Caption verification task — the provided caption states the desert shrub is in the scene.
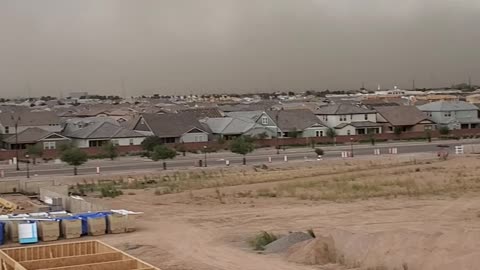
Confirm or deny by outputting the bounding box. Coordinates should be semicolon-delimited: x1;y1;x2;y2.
100;184;123;198
248;231;278;250
314;148;324;156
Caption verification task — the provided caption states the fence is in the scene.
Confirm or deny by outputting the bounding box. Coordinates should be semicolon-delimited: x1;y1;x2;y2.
39;186;106;213
1;128;480;161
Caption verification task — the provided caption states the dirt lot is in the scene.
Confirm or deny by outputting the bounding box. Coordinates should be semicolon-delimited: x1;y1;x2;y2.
88;155;480;270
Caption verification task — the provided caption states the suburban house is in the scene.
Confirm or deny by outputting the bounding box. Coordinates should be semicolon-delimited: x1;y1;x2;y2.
64;121;146;148
266;109;328;138
2;127;70;150
226;111;279;137
417;101;480;129
128;113;210;143
202;116;276;140
314;104;382;135
375;106;436;133
0;111;63;135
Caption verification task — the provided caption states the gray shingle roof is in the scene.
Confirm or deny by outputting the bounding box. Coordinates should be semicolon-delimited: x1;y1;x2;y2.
0;111;61;126
225;111;264;121
135;113;209;138
315;104;375;115
266;109;326;132
375;106;432;126
204;117;257;135
66;122;145;139
3;127;68;144
418;101;478;111
335;121;382;129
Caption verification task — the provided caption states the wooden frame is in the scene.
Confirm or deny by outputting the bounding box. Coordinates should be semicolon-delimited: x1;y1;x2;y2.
0;240;159;270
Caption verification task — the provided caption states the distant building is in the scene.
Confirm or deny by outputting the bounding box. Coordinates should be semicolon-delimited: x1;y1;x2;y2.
69;92;88;99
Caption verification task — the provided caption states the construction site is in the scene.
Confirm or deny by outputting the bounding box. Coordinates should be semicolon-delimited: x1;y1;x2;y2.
1;154;480;269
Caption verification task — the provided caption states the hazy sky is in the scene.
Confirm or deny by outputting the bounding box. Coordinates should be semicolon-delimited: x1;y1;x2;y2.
1;0;480;97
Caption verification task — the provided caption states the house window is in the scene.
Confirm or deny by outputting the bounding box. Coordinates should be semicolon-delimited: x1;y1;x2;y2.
165;137;176;144
4;126;9;134
111;140;119;146
364;114;368;120
425;125;432;131
195;135;204;142
89;140;107;147
347;130;351;135
388;126;393;131
444;111;451;117
129;139;134;145
340;115;347;121
261;116;268;125
43;141;56;150
426;112;432;117
315;130;324;137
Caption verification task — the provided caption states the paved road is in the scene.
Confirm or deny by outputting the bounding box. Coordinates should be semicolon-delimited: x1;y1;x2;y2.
1;140;473;179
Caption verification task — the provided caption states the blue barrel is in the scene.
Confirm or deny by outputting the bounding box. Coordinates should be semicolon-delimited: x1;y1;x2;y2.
0;222;4;245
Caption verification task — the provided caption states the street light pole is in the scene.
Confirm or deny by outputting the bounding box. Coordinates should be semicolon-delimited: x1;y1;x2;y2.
275;114;280;154
11;115;20;171
350;138;354;158
203;145;207;167
25;154;30;178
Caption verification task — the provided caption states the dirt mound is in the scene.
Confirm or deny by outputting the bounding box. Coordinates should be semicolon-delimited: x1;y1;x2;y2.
305;229;480;270
286;236;336;265
264;232;313;253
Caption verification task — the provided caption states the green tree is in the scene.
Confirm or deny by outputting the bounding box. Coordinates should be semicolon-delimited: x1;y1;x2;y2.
60;147;88;175
439;126;450;135
151;145;177;170
326;128;337;145
393;127;403;136
230;136;255;165
102;142;118;160
425;129;432;142
26;144;44;165
141;136;163;152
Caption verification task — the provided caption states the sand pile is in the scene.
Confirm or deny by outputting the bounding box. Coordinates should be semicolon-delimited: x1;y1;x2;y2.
264;232;312;253
286;235;336;265
282;228;480;270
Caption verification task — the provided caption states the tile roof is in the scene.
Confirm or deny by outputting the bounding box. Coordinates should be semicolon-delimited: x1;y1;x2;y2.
418;101;478;111
266;109;326;132
65;122;145;139
335;121;382;129
0;111;61;126
315;104;375;115
135;113;209;138
375;106;432;126
3;127;68;144
177;107;224;119
204;117;257;135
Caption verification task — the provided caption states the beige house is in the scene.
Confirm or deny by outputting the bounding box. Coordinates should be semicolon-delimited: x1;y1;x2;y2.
375;106;436;133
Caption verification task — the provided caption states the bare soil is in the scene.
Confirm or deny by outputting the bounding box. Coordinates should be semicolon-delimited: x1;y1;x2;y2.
87;155;480;270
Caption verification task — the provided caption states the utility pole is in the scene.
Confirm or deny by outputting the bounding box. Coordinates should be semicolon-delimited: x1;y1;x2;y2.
412;79;416;90
468;76;472;89
10;114;21;171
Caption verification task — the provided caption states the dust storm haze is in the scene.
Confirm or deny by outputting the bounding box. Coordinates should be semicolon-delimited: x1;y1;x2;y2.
0;0;479;97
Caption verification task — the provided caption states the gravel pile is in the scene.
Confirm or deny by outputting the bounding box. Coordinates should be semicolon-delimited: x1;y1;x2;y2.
264;232;313;253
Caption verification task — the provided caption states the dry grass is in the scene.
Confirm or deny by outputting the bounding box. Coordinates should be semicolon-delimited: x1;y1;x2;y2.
252;160;480;202
137;158;437;196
